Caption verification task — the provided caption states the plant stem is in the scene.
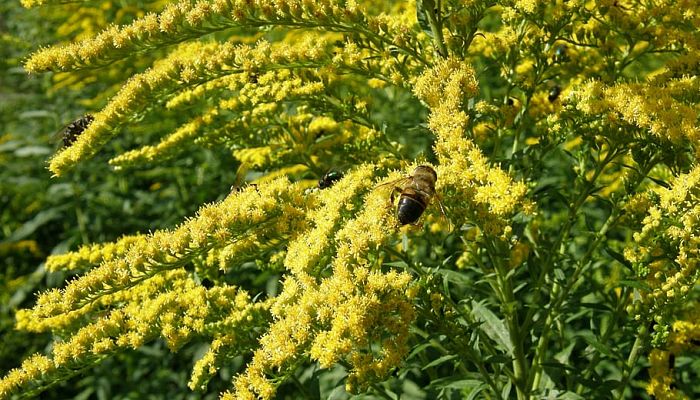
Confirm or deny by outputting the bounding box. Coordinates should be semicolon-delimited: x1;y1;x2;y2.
614;326;647;400
485;238;528;400
574;288;632;395
529;208;621;393
523;146;620;333
425;0;448;58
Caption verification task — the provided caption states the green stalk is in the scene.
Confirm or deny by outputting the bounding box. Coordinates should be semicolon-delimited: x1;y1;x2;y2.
529;210;620;392
485;238;528;400
614;326;647;400
528;151;659;396
574;288;632;395
424;0;448;58
384;246;503;398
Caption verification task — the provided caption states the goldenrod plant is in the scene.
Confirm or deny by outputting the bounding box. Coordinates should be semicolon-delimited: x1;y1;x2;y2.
1;0;699;398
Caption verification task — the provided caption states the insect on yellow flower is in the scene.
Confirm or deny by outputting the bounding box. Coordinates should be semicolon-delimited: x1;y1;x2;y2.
376;165;449;227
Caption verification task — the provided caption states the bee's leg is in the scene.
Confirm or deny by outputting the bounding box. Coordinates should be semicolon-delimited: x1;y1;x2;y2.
390;186;402;203
434;193;452;232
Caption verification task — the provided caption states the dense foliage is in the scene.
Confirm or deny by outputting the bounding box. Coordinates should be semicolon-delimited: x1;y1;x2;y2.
1;0;699;399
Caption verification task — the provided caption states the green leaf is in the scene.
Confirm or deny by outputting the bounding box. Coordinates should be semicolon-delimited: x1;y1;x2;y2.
406;342;433;361
465;383;488;400
540;361;578;372
471;301;514;355
416;0;436;37
604;247;632;269
421;354;459;370
555;341;576;365
576;331;614;358
2;207;66;243
436;269;472;286
557;391;586;400
554;268;566;282
383;260;408;269
443;379;482;390
618;279;651;291
14;145;51;157
18;110;54;119
578;302;613;312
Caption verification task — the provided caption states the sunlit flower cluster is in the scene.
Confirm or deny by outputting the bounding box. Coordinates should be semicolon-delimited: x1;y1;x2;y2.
48;38;334;176
45;234;142;272
414;57;532;235
1;270;264;398
646;311;700;400
15;179;306;334
572;79;700;151
220;166;416;399
24;0;422;74
8;0;700;398
625;167;700;337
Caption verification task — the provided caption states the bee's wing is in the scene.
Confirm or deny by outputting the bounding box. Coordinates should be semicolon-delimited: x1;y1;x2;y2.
433;192;452;232
229;162;252;192
373;176;412;191
51;123;70;149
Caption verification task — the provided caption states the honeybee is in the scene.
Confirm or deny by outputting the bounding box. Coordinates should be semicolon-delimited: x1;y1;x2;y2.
378;165;446;226
60;114;94;147
318;170;343;189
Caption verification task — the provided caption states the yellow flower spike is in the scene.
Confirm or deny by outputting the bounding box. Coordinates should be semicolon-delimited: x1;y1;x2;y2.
626;166;700;324
17;179;306;334
284;164;376;278
2;269;266;399
413;59;532;236
48;37;336;176
45;234;142;272
227;171;416;398
109;115;206;168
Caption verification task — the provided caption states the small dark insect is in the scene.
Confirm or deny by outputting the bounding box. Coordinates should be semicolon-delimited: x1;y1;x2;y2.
554;45;568;63
230;183;257;193
548;85;561;102
61;114;94;147
668;353;675;369
378;165;446;226
318;170;343;189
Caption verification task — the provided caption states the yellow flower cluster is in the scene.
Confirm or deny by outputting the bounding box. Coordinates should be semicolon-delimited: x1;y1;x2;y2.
625;166;700;321
189;291;274;391
48;38;332;175
228;268;414;399
108;115;208;168
412;57;478;111
1;270;267;398
20;0;86;7
284;164;376;280
572;79;700;151
16;179;307;334
646;312;700;399
109;63;329;168
24;0;420;73
1;270;201;396
469;26;519;59
221;166;415;399
413;58;532;235
45;234;141;272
